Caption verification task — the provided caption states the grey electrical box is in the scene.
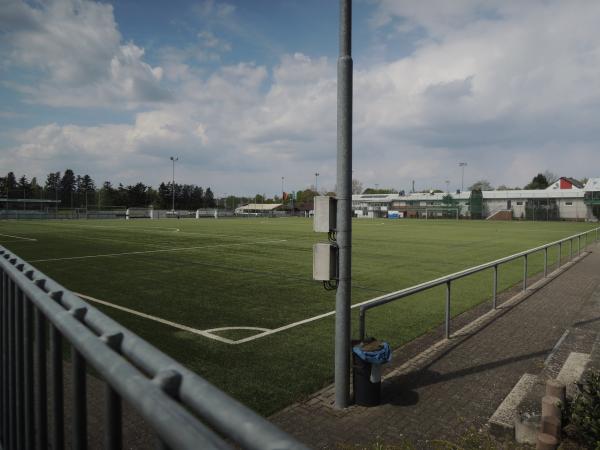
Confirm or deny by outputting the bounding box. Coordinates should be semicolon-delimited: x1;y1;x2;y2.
313;196;337;233
313;243;338;281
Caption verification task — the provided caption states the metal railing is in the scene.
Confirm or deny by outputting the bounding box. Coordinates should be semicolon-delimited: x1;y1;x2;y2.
0;246;308;450
359;227;600;342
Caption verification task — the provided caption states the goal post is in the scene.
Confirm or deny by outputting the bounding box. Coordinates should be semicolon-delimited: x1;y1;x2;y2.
195;209;219;219
125;207;155;220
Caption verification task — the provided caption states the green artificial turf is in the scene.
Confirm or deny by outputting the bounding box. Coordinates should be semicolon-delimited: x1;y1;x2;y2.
0;218;597;415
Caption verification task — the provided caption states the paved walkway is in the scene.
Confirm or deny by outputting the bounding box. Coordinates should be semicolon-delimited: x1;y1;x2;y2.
272;244;600;449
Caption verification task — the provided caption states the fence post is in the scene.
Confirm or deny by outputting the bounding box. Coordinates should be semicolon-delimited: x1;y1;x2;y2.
8;278;15;450
543;247;548;277
51;325;64;450
72;347;87;450
570;238;573;260
23;296;34;450
558;242;562;269
445;281;451;339
358;308;366;342
2;270;8;446
15;285;24;450
578;235;581;256
492;265;498;309
523;254;528;292
35;308;48;450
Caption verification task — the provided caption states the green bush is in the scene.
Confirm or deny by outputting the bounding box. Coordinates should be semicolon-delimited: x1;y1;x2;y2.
564;370;600;448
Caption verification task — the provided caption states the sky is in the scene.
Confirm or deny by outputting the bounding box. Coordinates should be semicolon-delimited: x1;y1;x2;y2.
1;0;600;197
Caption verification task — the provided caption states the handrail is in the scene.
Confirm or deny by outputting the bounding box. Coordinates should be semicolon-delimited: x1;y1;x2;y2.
0;246;308;450
359;226;600;341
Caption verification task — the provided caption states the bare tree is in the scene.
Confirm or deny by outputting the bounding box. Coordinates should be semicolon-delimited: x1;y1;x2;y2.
351;178;363;195
543;170;559;184
468;180;493;191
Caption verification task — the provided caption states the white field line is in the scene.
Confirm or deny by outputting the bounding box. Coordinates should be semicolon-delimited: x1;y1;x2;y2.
205;326;271;333
24;222;181;233
79;225;181;233
70;235;172;249
23;220;290;242
29;239;288;262
73;279;388;346
68;243;595;345
0;233;37;242
76;293;236;344
231;289;398;344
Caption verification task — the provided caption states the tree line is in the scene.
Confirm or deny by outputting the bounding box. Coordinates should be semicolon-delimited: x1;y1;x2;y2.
0;170;217;210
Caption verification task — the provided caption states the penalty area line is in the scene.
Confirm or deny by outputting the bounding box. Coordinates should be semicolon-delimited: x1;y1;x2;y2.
29;239;288;262
0;233;37;242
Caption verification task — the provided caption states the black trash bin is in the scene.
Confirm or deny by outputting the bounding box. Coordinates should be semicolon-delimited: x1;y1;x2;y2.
352;339;391;407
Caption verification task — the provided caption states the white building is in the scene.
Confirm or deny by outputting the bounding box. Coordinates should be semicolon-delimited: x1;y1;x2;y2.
352;177;600;221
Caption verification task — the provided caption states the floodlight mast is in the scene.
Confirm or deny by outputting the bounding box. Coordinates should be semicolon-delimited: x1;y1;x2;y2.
170;156;178;212
459;162;467;191
335;0;352;409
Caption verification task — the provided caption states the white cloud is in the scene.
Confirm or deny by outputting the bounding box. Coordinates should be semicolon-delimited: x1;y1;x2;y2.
0;0;170;107
4;0;600;194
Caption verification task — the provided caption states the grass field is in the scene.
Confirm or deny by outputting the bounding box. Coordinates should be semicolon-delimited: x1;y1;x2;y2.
0;218;597;415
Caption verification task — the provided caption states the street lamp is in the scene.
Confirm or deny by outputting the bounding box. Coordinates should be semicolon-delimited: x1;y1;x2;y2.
281;176;285;202
459;162;467;191
315;172;319;194
170;156;178;212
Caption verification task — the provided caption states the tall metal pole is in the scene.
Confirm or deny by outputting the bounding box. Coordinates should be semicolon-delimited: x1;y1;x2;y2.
170;156;178;212
315;172;319;193
335;0;352;409
459;162;467;191
281;176;285;202
5;174;8;217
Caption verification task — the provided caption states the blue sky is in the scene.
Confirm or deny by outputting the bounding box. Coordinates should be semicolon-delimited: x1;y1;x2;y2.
2;0;600;196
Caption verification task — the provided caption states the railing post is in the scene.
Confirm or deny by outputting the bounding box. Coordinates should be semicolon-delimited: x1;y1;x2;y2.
1;273;6;444
543;247;548;277
8;278;15;450
23;295;34;450
570;238;573;260
51;325;64;450
578;235;581;256
72;348;87;450
445;281;451;339
358;308;366;342
105;385;122;450
15;285;24;450
34;307;48;450
558;242;562;269
523;254;528;292
492;265;498;309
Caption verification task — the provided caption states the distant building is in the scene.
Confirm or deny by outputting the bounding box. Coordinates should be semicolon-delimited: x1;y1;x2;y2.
352;177;600;221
